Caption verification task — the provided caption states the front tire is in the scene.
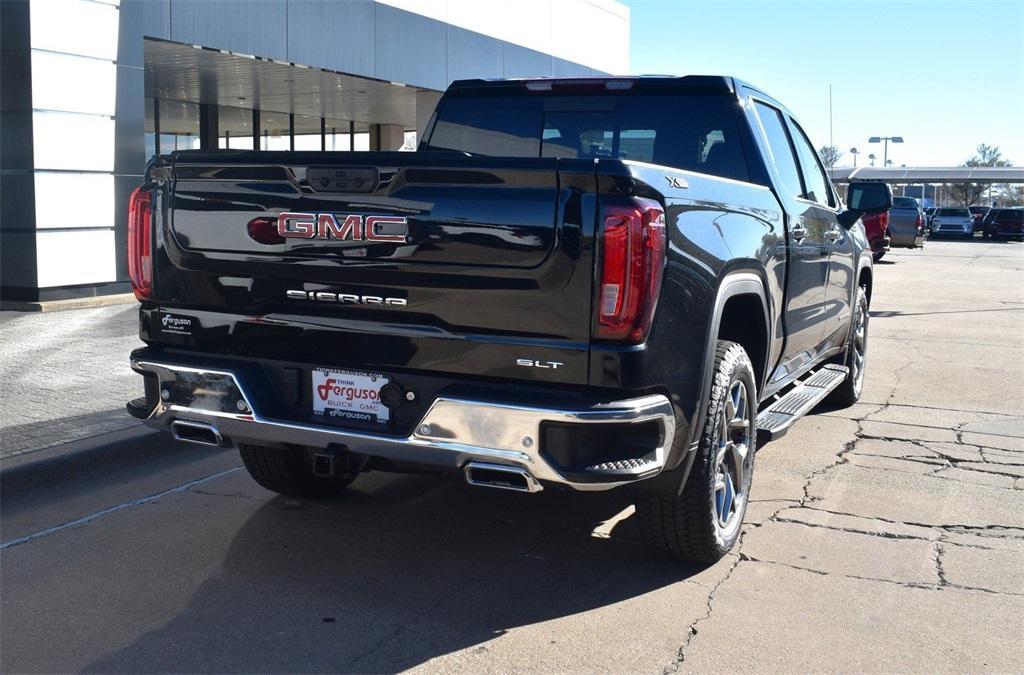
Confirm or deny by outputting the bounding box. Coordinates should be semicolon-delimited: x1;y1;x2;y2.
636;341;757;563
828;286;869;407
239;444;357;498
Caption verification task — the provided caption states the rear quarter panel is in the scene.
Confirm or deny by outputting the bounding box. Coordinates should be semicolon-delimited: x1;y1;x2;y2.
591;161;785;465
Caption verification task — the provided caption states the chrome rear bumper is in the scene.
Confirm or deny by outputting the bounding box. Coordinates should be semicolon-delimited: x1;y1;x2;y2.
131;358;675;492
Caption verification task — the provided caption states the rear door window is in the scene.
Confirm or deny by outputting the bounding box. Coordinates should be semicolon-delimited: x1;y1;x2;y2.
752;102;803;199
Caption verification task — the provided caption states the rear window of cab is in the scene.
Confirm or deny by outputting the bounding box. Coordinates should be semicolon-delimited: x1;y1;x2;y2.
424;92;752;183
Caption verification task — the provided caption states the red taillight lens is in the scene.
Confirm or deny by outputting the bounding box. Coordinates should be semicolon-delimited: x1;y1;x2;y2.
915;214;923;226
863;211;889;231
127;186;153;300
595;197;667;342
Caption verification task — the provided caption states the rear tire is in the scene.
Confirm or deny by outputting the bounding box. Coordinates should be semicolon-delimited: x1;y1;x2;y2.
636;341;757;563
239;444;357;498
828;286;869;408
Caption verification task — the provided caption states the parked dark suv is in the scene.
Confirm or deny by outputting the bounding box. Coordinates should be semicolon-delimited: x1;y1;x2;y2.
982;208;1024;240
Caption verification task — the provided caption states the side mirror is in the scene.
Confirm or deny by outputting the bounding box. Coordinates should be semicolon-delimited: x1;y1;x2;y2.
839;182;893;227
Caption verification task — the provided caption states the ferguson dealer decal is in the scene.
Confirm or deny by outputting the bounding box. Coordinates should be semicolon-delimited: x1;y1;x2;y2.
159;313;195;336
277;212;408;242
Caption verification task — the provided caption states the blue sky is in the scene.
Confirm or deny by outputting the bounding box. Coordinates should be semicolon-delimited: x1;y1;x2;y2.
625;0;1024;167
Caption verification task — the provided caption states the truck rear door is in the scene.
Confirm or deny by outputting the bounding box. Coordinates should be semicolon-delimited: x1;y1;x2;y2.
748;99;831;372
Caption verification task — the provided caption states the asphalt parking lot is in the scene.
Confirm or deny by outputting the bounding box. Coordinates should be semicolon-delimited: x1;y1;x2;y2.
2;238;1022;672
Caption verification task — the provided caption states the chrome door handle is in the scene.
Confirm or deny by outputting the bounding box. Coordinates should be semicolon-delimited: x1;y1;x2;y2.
791;224;808;242
826;226;843;243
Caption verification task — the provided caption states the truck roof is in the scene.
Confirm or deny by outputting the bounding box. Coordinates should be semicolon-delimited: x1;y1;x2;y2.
446;74;740;95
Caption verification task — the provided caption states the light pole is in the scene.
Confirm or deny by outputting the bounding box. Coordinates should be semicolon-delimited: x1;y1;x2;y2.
868;153;876;166
850;147;859;167
869;136;903;167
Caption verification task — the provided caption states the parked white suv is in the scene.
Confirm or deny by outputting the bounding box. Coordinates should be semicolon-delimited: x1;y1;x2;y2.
930;207;974;237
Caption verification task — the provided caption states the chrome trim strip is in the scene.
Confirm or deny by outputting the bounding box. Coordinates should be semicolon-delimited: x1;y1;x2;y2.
132;359;675;492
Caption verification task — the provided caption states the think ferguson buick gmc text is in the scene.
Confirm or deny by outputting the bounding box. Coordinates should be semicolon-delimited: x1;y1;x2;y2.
126;76;890;562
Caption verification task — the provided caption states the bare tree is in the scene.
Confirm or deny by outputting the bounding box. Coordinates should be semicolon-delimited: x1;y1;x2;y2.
948;144;1013;206
818;145;843;168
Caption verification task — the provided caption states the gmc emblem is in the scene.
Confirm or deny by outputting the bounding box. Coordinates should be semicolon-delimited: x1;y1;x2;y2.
277;212;408;243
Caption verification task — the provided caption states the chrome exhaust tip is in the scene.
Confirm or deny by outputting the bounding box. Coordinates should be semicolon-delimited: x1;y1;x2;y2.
171;420;224;447
464;462;543;493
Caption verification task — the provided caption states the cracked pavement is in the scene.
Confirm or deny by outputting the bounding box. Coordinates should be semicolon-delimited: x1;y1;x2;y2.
2;239;1022;672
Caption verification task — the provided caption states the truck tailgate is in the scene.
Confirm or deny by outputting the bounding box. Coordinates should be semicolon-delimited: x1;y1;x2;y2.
150;151;596;384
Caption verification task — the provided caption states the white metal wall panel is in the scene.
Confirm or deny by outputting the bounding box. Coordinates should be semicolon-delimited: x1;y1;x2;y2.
29;0;119;61
30;51;117;117
34;173;115;229
376;0;629;74
32;111;116;171
35;229;117;287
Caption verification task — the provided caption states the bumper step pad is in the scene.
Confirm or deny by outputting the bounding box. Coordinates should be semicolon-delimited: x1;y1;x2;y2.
756;364;848;443
585;456;661;475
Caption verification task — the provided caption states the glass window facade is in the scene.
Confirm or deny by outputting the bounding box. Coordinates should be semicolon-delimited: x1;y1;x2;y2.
293;113;321;151
259;110;290;150
144;98;200;157
145;99;403;158
159;100;200;152
218;105;254;150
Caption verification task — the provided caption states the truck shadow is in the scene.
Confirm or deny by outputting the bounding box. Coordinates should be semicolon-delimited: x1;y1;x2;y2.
84;472;702;673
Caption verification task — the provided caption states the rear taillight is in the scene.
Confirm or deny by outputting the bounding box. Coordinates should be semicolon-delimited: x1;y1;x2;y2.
595;197;667;342
127;186;153;300
915;214;923;227
863;211;889;230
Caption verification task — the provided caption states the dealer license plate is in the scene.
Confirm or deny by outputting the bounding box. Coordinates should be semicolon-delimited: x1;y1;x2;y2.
311;368;390;423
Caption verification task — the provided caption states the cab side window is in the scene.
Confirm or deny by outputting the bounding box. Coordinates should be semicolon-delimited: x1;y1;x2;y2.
752;102;803;200
788;120;835;207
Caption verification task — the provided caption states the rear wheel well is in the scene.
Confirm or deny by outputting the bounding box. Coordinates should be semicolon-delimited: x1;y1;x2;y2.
858;267;873;305
717;294;768;390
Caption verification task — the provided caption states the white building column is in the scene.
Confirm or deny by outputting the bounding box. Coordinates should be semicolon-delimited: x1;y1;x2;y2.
416;90;443;142
371;124;406;151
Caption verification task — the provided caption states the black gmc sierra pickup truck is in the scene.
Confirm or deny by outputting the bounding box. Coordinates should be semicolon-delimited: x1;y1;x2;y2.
127;76;891;562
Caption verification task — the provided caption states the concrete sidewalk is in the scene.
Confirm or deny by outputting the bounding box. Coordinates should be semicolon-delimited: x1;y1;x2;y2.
0;305;144;459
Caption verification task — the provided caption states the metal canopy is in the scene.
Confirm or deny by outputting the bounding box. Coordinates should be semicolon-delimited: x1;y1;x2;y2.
828;167;1024;184
144;38;428;127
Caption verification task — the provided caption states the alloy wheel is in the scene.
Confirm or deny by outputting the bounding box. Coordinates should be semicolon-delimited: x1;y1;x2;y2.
713;380;753;533
850;298;868;396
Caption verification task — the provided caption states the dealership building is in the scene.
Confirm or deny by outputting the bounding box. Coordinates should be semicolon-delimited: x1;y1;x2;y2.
0;0;629;302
